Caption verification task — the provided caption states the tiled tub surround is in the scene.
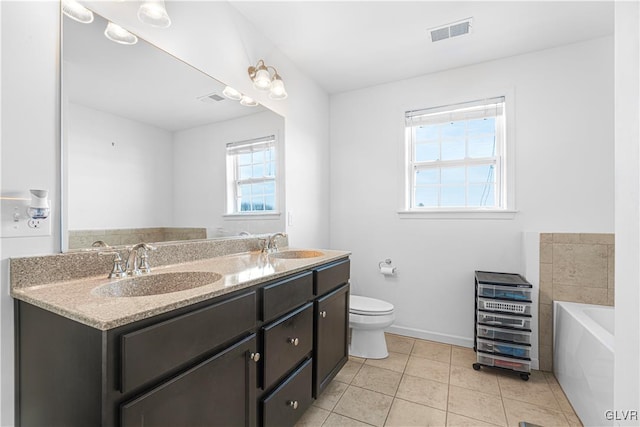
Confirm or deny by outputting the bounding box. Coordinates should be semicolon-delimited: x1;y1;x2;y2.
68;227;207;249
11;235;349;330
538;233;614;371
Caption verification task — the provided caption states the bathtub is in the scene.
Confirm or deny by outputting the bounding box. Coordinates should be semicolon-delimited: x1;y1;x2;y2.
554;301;614;427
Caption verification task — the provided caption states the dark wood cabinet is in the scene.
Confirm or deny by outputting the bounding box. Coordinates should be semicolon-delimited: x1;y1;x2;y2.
122;334;257;427
15;257;350;427
314;284;349;396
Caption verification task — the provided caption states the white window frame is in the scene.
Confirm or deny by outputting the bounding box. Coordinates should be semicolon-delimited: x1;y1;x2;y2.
225;135;279;216
399;96;516;219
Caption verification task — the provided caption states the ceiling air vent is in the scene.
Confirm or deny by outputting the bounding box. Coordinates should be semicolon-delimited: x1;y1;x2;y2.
197;93;225;103
429;18;473;43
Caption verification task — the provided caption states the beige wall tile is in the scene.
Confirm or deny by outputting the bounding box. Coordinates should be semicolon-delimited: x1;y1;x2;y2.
385;398;446;427
540;233;553;243
540;243;553;264
608;245;615;289
553;233;581;244
552;244;608;288
607;289;615;306
396;375;449;410
333;386;393;427
539;263;553;305
539;345;553;372
579;233;614;244
447;385;507;426
553;285;608;305
539;303;553;348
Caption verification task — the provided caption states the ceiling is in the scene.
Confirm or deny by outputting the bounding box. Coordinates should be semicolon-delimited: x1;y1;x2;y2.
229;1;615;94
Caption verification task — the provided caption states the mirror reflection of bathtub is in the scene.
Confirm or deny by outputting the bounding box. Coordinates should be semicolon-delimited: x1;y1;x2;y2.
554;301;614;426
61;10;285;251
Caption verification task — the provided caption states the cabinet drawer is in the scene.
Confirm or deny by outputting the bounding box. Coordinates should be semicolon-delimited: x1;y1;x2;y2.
120;291;256;393
477;338;531;359
262;272;313;322
477;353;531;373
478;283;532;301
263;358;313;427
477;297;531;316
263;303;313;390
477;311;532;330
477;325;531;344
314;259;350;296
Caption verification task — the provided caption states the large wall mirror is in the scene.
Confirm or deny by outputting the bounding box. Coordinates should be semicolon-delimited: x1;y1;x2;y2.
61;10;285;251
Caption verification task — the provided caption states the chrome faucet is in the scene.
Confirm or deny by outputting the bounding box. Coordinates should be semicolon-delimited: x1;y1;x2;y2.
125;243;157;276
266;232;287;253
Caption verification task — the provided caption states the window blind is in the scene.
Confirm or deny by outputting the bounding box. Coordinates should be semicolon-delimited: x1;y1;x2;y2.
405;97;505;127
226;135;276;155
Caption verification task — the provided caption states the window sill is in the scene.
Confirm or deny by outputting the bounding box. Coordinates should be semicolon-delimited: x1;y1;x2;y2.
223;212;282;221
397;209;518;220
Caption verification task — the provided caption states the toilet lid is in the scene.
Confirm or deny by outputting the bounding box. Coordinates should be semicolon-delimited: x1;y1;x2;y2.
350;295;394;315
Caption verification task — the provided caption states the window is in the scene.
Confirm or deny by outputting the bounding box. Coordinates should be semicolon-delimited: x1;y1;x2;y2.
405;97;507;211
226;136;277;214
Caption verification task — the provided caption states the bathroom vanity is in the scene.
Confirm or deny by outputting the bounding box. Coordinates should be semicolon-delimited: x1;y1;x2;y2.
12;245;350;427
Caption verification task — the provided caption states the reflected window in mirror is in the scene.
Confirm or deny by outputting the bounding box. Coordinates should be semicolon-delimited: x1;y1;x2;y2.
226;136;277;214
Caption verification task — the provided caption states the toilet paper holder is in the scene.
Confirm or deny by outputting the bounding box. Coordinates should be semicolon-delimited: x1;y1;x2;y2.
378;259;396;275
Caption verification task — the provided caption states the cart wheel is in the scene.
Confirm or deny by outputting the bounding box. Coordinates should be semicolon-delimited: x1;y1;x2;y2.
472;363;481;371
520;373;530;381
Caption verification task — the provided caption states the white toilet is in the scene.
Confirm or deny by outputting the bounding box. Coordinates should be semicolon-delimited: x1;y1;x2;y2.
349;295;395;359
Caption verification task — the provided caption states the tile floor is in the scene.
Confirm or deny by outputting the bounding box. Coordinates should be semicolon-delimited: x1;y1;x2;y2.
296;333;582;427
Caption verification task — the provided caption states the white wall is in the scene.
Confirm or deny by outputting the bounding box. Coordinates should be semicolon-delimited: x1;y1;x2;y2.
614;1;640;422
172;110;285;235
330;37;614;348
0;2;329;425
67;103;174;229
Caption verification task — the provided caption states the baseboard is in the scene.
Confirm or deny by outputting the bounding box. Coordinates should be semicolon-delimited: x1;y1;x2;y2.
385;325;474;348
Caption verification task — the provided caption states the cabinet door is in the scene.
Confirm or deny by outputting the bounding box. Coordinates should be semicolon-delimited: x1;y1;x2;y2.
314;284;349;397
121;334;258;427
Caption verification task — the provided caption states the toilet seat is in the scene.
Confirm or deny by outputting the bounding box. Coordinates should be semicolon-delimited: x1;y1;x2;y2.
350;295;394;316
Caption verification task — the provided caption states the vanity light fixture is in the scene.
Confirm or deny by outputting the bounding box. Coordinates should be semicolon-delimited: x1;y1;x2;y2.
222;86;243;101
240;95;258;107
248;59;288;100
137;0;172;28
104;22;138;45
62;0;94;24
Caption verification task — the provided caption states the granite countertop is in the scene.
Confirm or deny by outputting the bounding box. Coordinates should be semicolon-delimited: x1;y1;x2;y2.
11;248;350;331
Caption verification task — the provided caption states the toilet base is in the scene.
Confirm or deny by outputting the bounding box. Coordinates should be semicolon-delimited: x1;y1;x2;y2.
349;328;389;359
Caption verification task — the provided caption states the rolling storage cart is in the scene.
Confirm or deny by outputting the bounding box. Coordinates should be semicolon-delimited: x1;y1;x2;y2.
473;271;533;381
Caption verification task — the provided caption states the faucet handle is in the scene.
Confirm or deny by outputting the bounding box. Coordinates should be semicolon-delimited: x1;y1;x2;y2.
258;238;268;253
138;250;152;274
98;251;127;279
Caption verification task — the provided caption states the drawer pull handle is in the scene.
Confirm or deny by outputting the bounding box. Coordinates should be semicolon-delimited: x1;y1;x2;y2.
288;337;299;346
320;311;327;318
250;352;261;362
287;400;299;410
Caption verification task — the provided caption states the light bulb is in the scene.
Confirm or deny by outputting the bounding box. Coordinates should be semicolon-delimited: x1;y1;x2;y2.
62;0;94;24
104;22;138;45
253;67;272;91
138;0;171;28
240;95;258;107
222;86;243;101
269;76;288;100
